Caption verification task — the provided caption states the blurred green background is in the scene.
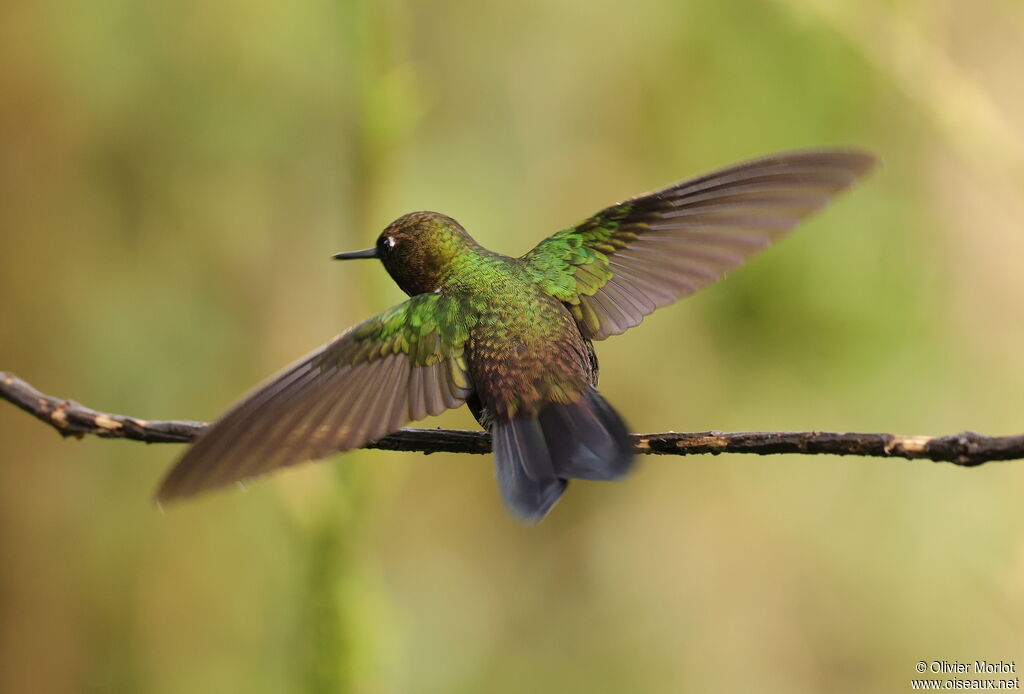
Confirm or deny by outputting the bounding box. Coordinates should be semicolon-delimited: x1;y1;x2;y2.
2;0;1023;692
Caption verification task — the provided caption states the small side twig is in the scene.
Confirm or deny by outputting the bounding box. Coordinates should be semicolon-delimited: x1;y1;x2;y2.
2;370;1022;466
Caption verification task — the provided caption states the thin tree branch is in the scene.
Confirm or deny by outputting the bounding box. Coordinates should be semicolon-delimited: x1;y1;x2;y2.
3;370;1022;466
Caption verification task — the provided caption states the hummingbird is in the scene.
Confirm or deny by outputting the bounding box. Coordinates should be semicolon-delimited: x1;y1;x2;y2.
157;148;877;522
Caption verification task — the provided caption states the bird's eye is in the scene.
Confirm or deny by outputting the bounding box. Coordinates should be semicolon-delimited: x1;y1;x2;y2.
378;236;397;257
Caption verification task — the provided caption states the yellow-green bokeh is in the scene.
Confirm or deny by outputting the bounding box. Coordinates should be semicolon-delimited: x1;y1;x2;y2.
2;0;1023;692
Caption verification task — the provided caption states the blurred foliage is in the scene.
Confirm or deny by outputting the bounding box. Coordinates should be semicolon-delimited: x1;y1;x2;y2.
2;0;1023;692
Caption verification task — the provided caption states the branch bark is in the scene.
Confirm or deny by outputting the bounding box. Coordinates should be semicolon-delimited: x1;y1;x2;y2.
3;370;1022;466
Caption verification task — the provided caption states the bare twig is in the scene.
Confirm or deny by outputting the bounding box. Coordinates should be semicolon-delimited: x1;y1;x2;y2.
3;370;1022;466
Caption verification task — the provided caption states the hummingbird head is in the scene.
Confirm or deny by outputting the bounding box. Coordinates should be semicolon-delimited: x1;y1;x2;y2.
333;211;477;296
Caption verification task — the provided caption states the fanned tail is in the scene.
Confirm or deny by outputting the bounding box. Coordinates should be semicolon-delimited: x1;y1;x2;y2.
492;387;633;523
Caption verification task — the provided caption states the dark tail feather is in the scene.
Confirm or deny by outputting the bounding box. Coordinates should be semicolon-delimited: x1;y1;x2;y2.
540;387;633;481
492;417;567;523
492;387;634;523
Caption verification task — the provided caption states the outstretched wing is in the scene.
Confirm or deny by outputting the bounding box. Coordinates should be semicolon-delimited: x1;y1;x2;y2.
157;293;475;502
522;149;878;340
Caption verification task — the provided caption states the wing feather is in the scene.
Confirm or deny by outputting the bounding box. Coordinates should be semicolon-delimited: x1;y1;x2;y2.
523;148;878;340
